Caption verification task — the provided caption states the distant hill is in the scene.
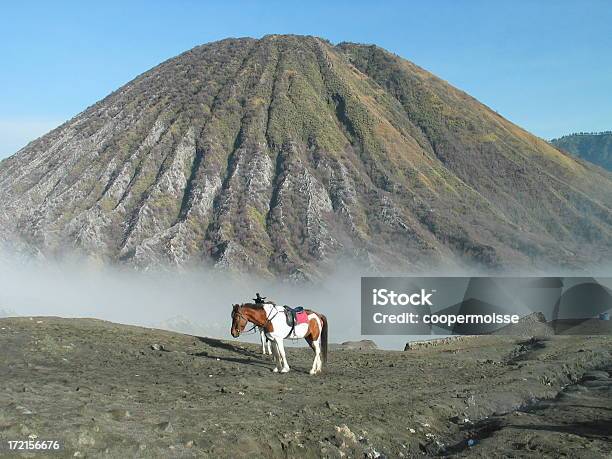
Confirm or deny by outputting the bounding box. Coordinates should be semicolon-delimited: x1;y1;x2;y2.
551;132;612;171
0;35;611;278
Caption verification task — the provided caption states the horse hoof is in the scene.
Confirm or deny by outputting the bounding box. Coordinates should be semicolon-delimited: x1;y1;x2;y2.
309;369;316;375
272;368;279;373
280;368;290;373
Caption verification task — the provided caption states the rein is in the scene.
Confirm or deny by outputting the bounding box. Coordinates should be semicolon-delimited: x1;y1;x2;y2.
242;323;259;335
234;304;279;337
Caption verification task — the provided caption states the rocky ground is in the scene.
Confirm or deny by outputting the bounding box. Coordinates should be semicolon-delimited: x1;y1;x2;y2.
449;366;612;457
0;317;610;458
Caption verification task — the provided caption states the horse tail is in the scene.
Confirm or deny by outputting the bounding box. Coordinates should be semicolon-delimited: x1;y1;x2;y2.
320;313;328;366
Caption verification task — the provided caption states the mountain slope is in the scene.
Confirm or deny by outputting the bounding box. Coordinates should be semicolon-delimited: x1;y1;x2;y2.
0;35;611;278
551;132;612;171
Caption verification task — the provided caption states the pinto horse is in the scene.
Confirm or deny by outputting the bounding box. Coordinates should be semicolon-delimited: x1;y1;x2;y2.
231;303;328;374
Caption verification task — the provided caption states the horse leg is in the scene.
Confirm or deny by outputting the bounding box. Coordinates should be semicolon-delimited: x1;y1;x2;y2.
305;336;318;375
311;316;324;374
270;338;281;372
266;339;272;355
260;329;267;355
275;339;290;373
312;339;322;374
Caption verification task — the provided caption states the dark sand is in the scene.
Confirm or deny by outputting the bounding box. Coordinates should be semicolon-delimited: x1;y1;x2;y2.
0;317;610;458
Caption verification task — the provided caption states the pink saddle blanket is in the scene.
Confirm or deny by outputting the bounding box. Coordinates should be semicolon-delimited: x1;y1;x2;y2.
296;310;309;324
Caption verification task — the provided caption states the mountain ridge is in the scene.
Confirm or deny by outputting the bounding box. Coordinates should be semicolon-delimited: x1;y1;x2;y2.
551;131;612;172
0;35;610;278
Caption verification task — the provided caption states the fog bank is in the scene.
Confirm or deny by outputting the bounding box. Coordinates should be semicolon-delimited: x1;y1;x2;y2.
1;253;610;349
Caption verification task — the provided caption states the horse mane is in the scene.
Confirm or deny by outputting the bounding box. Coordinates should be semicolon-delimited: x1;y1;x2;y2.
243;301;276;309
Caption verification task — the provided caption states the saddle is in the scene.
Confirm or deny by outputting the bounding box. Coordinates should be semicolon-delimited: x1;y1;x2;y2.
284;306;309;328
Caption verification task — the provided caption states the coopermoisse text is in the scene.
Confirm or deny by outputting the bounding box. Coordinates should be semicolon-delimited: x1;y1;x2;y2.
361;277;612;336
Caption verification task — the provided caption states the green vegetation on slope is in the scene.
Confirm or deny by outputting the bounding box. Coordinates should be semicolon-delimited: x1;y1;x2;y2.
0;35;610;277
551;131;612;171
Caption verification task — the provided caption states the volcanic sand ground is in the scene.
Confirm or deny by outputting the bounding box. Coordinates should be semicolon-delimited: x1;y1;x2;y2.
0;317;610;458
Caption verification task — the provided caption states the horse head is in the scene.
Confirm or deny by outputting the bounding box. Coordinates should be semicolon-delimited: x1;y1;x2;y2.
230;303;248;337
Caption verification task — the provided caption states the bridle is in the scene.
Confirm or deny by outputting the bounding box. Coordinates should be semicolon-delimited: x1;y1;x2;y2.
232;306;252;336
232;304;278;337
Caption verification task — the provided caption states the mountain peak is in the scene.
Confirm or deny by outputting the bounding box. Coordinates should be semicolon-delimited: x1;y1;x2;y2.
0;37;610;278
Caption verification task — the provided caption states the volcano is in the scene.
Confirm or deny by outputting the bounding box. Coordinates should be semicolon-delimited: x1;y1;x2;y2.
0;35;610;278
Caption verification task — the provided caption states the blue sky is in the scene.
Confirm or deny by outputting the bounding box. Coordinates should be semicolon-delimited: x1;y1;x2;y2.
1;0;610;158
